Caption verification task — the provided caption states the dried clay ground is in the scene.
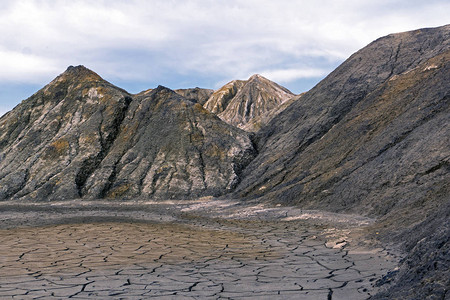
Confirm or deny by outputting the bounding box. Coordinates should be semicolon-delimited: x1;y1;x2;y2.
0;200;400;299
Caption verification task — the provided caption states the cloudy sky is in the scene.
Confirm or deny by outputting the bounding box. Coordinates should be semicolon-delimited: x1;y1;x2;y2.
0;0;449;116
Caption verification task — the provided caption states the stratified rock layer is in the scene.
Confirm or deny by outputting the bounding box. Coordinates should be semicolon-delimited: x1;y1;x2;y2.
0;67;255;201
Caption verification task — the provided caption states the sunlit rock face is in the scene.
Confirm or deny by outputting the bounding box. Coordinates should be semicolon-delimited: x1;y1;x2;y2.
204;74;294;131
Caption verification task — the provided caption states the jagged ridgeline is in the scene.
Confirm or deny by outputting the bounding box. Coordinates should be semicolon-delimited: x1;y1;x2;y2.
0;67;256;201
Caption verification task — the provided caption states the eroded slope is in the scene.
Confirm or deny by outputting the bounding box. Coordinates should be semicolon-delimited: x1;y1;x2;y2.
236;25;450;215
0;66;132;201
0;67;255;201
83;86;256;199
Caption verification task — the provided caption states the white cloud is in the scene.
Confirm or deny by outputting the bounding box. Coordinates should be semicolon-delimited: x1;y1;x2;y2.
259;68;330;83
0;0;448;108
0;48;60;82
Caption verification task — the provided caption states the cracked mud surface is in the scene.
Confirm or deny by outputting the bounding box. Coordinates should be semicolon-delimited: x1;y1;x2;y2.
0;201;399;299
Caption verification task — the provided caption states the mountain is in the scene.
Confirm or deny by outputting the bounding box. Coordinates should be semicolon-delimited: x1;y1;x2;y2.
83;86;255;200
0;24;449;299
233;24;450;299
235;25;449;212
0;66;131;201
203;74;294;131
0;66;255;201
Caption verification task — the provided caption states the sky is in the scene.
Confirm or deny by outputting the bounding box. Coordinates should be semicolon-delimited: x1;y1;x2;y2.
0;0;449;117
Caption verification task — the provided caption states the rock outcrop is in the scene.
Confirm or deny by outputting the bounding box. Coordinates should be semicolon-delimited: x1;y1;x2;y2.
204;75;294;131
372;200;450;299
0;66;255;201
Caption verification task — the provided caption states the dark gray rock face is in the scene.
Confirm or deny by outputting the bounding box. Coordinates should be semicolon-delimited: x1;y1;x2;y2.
204;75;294;131
233;25;450;299
236;25;450;213
372;201;450;299
0;67;255;201
175;88;214;106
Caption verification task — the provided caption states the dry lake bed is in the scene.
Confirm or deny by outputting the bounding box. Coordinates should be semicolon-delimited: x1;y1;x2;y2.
0;200;399;299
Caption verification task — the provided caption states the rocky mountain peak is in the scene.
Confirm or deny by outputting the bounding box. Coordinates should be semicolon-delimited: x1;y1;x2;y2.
58;65;103;82
209;74;295;130
65;65;95;74
36;64;119;106
136;85;198;112
248;74;263;81
152;85;172;94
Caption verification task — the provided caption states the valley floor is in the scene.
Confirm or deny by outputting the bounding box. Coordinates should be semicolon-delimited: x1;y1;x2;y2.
0;200;399;299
